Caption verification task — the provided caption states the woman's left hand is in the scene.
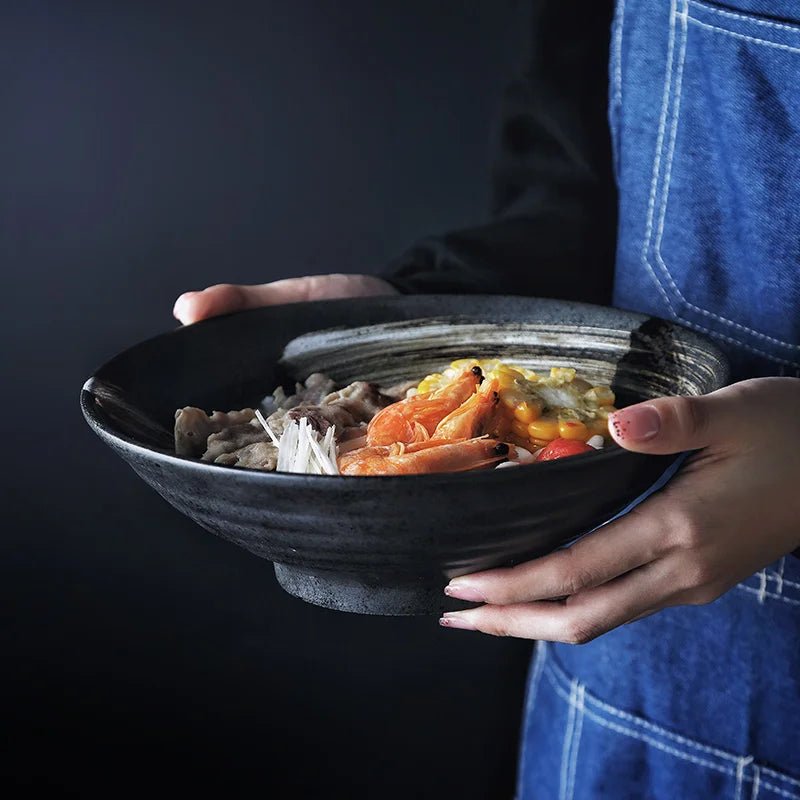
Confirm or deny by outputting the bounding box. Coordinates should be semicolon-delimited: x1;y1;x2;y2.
440;377;800;642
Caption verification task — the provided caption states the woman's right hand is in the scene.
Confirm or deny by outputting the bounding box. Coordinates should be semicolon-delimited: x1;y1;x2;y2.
172;273;398;325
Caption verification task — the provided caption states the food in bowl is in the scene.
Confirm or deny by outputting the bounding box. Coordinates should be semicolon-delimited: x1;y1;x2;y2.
174;357;619;476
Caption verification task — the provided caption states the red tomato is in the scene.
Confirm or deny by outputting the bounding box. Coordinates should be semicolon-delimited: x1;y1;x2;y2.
534;438;595;462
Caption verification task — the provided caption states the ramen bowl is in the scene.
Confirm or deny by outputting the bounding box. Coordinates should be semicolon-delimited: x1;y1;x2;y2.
80;294;729;615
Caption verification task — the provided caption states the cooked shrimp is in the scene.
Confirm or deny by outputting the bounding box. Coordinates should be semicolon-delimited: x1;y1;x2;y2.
366;368;483;446
431;378;501;440
337;437;513;476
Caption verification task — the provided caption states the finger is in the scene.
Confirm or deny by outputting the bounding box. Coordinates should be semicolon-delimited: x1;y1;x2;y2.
444;502;664;605
173;284;254;323
607;383;754;454
440;561;668;643
173;274;396;324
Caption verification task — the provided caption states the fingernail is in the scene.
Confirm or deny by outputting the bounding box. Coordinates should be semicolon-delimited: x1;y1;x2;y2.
610;405;660;442
444;581;485;602
173;293;194;323
439;613;477;631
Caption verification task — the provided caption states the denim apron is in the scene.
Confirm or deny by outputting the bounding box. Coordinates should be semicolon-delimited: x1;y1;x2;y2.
517;2;800;797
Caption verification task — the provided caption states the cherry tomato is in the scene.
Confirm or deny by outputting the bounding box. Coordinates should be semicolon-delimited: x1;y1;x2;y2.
534;437;595;462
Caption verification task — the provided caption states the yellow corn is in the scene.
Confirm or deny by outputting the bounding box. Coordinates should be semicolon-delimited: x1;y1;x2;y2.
550;367;576;382
585;386;616;406
415;357;616;451
450;358;480;372
528;415;560;441
559;419;588;441
511;419;531;439
513;399;543;425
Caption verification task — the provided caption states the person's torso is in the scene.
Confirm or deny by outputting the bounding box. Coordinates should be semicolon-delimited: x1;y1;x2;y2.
518;3;800;797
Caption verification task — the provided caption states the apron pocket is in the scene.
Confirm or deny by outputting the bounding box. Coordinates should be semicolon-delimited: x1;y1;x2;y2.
642;0;800;370
517;641;800;799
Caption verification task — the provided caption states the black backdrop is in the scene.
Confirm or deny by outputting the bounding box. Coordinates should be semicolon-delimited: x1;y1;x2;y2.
2;2;537;797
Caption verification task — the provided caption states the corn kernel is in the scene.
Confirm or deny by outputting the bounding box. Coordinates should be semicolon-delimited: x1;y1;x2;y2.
559;419;588;440
511;419;531;438
585;386;616;406
492;370;520;391
528;415;560;441
507;433;533;451
416;374;443;394
513;400;542;425
550;367;576;382
500;390;525;409
450;358;480;372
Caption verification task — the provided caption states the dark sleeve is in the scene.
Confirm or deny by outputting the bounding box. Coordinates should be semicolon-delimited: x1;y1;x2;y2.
380;0;618;306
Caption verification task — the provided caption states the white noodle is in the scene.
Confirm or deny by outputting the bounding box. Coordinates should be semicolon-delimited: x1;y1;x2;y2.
254;409;281;446
261;415;340;475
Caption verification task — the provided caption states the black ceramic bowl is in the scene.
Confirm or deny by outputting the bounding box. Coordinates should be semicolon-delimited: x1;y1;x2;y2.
80;295;729;615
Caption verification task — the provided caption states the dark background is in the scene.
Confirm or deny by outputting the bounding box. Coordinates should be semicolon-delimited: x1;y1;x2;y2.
2;2;537;798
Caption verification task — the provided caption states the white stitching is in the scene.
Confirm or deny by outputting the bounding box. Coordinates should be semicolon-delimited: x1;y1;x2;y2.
753;764;762;800
560;679;578;800
776;558;786;596
763;765;800;790
758;570;768;604
651;0;690;307
736;583;800;607
613;0;627;113
640;0;680;314
544;668;736;776
546;654;740;763
653;11;800;351
738;756;755;800
516;640;548;800
643;3;800;358
759;780;800;800
689;0;800;35
673;314;800;369
565;684;585;800
688;16;800;56
545;660;800;794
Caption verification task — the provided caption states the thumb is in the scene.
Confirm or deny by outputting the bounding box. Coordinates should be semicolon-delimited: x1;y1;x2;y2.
608;391;733;455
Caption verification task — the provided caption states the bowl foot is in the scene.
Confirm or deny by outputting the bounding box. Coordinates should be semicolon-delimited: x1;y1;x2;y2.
273;563;473;616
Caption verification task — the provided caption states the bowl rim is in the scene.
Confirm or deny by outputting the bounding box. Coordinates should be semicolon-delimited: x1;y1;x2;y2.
79;293;728;485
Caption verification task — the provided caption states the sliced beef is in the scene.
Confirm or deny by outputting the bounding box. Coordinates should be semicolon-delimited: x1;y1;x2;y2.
174;407;257;457
212;440;278;470
174;374;398;471
203;417;274;462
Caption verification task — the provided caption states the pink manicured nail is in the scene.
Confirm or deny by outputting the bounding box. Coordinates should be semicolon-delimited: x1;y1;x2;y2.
610;405;661;442
444;582;486;602
439;613;477;630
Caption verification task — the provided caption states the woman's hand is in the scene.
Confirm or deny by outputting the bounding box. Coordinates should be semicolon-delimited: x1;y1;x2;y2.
440;377;800;642
173;273;397;325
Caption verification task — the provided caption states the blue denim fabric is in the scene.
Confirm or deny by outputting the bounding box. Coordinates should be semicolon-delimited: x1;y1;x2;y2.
612;0;800;381
517;2;800;798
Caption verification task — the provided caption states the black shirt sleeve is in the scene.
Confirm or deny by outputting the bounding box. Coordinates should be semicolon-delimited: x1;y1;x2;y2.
380;0;618;306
